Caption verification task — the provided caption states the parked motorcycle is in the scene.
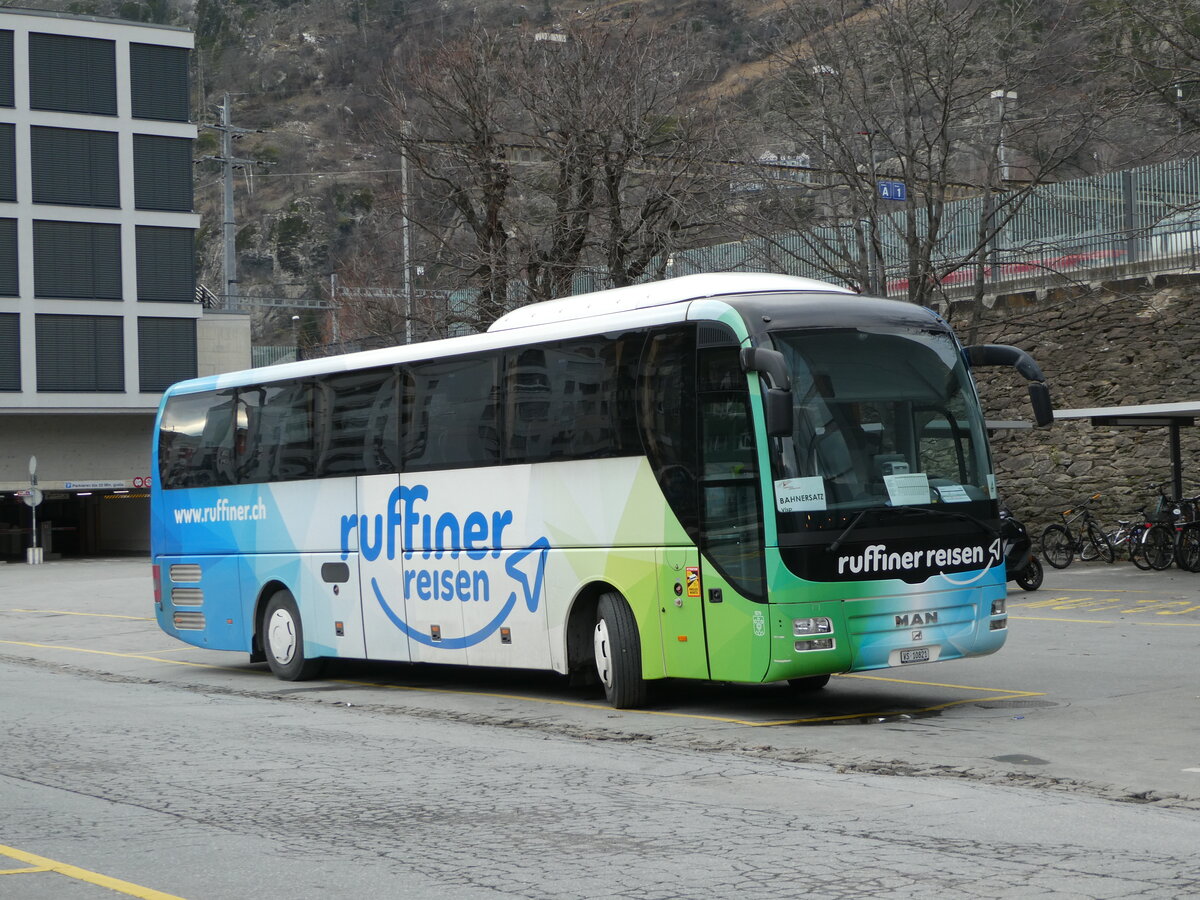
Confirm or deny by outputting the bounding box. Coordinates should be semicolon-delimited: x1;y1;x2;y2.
1001;505;1043;591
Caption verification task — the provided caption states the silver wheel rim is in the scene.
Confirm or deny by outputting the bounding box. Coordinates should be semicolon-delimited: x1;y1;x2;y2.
267;608;298;666
594;618;613;689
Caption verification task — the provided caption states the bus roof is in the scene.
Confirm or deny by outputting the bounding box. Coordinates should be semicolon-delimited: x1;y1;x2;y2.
164;274;858;397
488;273;854;332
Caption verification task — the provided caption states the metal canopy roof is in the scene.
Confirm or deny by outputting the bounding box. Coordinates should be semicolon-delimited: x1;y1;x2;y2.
1054;401;1200;428
1053;401;1200;498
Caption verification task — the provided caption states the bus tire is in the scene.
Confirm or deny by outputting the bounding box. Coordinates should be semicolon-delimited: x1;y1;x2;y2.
594;592;646;709
787;674;831;691
263;590;325;681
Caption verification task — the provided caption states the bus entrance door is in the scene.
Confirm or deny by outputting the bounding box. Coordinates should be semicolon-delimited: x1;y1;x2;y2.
657;547;709;679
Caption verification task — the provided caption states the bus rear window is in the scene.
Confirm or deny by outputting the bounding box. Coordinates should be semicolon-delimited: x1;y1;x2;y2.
158;389;238;489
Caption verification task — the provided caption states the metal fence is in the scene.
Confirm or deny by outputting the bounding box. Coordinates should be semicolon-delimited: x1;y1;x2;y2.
658;155;1200;300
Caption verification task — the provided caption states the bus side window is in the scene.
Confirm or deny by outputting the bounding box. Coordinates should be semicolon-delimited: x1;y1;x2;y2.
404;355;500;472
158;389;237;489
317;368;399;477
638;327;700;540
237;382;316;484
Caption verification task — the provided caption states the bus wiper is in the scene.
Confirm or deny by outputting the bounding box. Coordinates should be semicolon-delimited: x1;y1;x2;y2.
827;504;998;555
826;505;893;555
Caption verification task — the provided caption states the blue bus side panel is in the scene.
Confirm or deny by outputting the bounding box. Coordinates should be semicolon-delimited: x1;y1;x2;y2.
155;553;248;651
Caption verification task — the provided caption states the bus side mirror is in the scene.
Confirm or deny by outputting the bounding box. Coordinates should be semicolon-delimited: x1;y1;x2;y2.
764;389;793;438
965;343;1054;429
1028;382;1054;428
741;347;794;437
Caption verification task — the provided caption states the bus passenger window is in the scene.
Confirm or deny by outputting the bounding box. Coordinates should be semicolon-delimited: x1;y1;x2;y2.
158;389;237;488
404;356;500;472
317;368;399;477
237;381;316;483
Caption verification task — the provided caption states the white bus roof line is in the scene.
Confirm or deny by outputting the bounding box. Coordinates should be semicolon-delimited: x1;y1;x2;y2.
487;273;853;332
166;274;855;397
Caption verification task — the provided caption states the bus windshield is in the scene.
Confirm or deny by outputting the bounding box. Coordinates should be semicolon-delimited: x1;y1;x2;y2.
767;325;994;541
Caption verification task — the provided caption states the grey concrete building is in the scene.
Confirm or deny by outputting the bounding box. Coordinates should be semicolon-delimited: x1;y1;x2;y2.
0;9;247;559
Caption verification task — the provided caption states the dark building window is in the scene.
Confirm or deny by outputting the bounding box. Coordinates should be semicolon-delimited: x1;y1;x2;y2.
0;313;18;391
134;135;193;211
36;313;124;392
0;218;15;296
31;127;120;208
137;226;195;301
138;316;196;392
34;221;123;300
0;31;12;108
0;121;13;200
29;33;116;116
0;123;14;202
130;43;189;122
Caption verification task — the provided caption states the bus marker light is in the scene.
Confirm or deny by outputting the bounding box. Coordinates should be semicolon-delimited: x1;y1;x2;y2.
500;627;512;644
335;621;345;636
795;638;835;652
677;635;688;642
430;625;442;642
151;565;161;608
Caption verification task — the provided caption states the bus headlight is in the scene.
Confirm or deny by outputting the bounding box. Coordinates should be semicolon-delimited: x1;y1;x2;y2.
793;617;833;636
991;599;1006;616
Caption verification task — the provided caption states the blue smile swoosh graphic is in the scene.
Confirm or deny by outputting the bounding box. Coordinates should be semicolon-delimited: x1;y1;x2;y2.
372;537;550;649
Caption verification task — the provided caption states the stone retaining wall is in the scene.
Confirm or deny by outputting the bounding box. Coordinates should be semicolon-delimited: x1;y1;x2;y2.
964;274;1200;536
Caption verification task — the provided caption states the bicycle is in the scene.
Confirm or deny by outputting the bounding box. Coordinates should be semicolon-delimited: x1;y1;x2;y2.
1145;484;1200;571
1106;511;1173;571
1041;494;1115;569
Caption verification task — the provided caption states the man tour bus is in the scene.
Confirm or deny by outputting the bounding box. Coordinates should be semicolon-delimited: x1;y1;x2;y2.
151;273;1051;708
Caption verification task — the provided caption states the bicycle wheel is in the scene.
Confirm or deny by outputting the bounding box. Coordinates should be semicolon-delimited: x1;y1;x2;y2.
1142;524;1175;571
1129;526;1153;570
1176;524;1200;571
1041;524;1074;569
1085;520;1115;563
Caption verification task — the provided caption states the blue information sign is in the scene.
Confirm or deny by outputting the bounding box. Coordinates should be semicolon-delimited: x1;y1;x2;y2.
877;180;907;201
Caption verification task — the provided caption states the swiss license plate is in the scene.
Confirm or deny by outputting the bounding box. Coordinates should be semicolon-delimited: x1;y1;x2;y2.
900;647;930;664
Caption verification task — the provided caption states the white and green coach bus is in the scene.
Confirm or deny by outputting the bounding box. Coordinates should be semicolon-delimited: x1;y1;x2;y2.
151;273;1051;708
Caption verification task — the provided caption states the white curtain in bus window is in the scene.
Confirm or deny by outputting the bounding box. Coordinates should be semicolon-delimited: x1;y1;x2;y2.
404;356;500;471
158;389;237;488
237;381;316;483
317;368;399;477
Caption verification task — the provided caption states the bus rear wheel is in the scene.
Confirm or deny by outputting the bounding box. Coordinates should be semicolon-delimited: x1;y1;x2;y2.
594;592;646;709
263;590;325;681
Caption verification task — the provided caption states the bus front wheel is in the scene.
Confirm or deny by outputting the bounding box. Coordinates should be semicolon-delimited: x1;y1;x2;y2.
594;592;646;709
263;590;325;681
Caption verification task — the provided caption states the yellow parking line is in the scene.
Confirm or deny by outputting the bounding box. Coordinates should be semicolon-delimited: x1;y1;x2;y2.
8;608;153;620
0;640;244;671
0;844;185;899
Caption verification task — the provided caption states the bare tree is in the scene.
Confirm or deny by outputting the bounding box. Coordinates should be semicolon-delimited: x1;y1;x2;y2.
737;0;1111;318
365;17;733;330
